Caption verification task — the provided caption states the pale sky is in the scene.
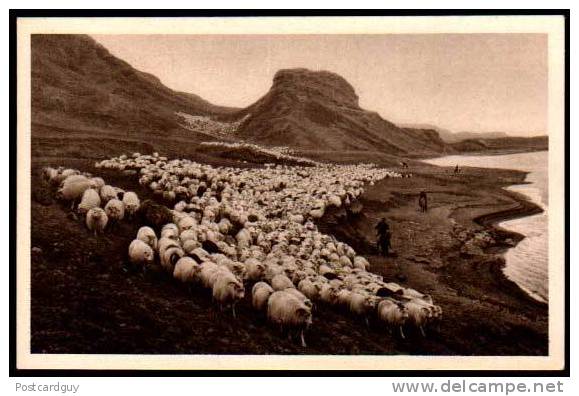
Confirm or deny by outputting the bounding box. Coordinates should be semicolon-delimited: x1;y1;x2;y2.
92;34;547;136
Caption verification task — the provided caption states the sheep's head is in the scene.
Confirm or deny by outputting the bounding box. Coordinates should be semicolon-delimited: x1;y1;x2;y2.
142;247;154;263
397;303;410;321
91;209;104;220
364;296;380;311
296;306;313;327
229;281;245;300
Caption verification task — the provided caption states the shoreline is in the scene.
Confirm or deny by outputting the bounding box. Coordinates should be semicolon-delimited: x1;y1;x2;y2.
421;150;548;304
317;161;548;354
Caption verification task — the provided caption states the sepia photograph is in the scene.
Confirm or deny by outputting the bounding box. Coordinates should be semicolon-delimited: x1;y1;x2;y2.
13;13;567;372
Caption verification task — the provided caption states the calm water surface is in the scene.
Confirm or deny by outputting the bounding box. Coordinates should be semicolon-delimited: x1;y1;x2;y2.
423;151;548;303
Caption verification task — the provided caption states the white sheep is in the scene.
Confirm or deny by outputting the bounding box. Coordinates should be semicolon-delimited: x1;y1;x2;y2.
85;207;108;235
262;262;283;281
198;261;221;289
252;281;274;311
183;239;202;255
297;279;320;301
122;191;140;217
61;174;87;188
267;290;312;347
128;239;155;270
402;288;433;304
212;270;245;318
104;198;125;224
284;288;313;310
337;289;353;308
271;274;294;291
174;200;187;212
338;255;353;268
353;256;370;271
99;185;118;203
160;245;185;274
59;176;96;209
319;284;339;306
178;216;197;232
244;258;265;281
90;177;106;190
42;167;59;184
377;299;409;339
161;224;180;240
236;228;252;248
157;236;180;255
179;229;197;243
136;226;158;250
328;194;342;207
173;256;201;283
218;218;232;234
77;188;101;215
410;297;441;322
220;258;247;280
348;293;377;326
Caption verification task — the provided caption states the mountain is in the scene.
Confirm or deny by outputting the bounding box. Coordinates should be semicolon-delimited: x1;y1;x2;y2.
31;34;238;158
450;136;548;153
31;35;547;161
226;68;448;156
447;131;510;143
400;123;511;143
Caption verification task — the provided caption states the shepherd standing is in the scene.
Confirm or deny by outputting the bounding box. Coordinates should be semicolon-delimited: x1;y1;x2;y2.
419;191;428;212
375;218;392;257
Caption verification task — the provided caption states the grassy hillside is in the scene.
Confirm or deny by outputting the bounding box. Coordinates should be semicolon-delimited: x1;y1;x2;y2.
31;34;238;158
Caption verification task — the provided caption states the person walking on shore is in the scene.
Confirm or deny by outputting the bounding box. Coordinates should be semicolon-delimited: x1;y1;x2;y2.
419;191;428;212
375;217;392;257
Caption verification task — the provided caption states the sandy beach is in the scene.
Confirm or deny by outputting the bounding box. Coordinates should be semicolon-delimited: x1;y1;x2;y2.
29;155;547;356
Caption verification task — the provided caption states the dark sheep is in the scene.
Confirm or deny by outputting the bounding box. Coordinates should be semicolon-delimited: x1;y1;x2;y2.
202;239;220;254
138;199;173;231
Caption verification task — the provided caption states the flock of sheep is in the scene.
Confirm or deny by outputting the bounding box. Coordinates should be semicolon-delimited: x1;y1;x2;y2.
43;167;140;235
199;141;317;166
42;151;441;348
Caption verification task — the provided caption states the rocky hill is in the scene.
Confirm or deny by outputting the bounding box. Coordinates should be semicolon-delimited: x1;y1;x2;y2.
225;68;448;156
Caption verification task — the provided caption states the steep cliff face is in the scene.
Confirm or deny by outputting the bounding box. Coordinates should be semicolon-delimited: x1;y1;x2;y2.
230;68;449;155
